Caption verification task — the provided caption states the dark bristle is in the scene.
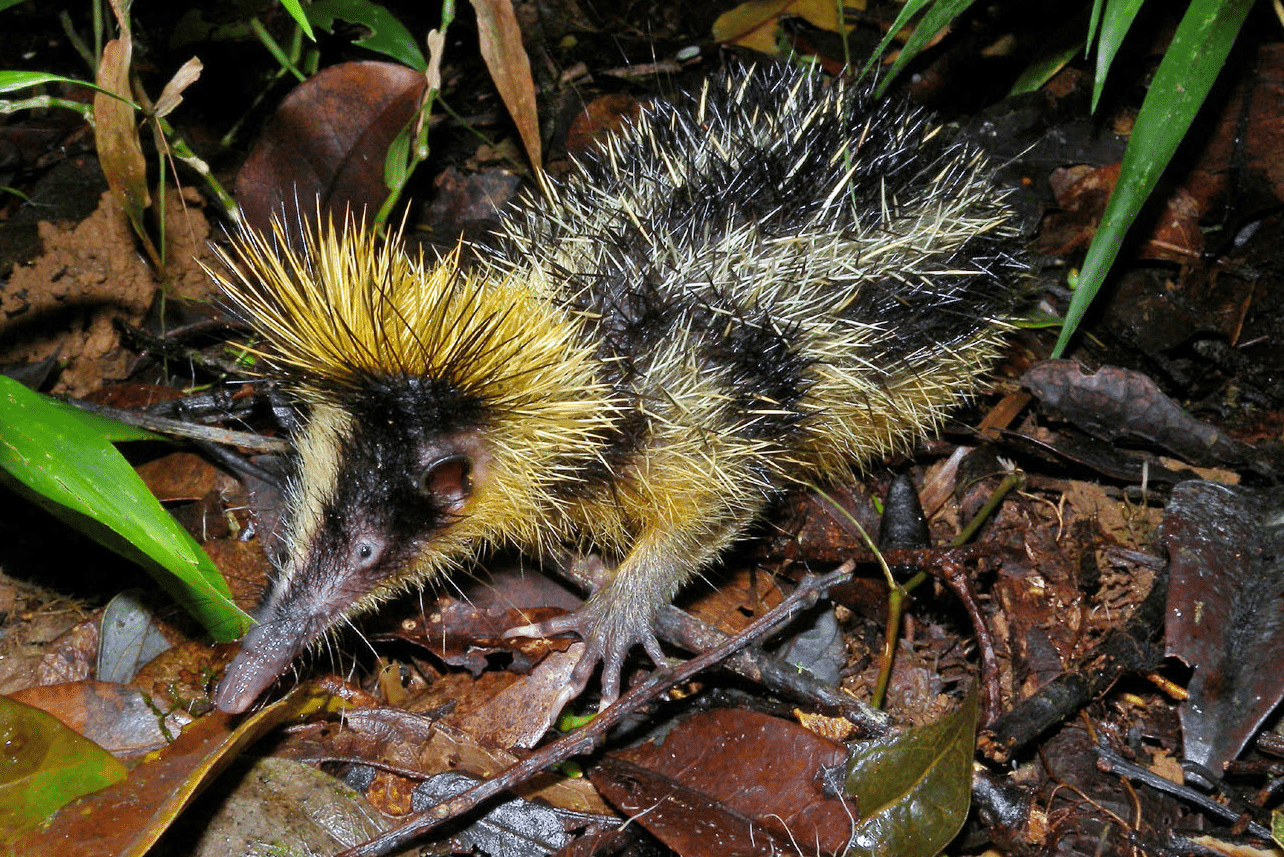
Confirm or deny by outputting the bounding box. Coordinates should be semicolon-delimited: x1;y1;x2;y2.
493;62;1027;457
345;376;486;437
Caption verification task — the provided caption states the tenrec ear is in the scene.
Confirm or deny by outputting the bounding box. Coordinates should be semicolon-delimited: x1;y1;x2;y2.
418;454;473;512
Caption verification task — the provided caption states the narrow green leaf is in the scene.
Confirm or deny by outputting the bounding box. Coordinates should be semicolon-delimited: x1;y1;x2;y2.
872;0;980;97
1008;39;1084;97
278;0;316;41
1052;0;1254;357
0;70;137;106
845;688;978;857
384;123;412;191
1091;0;1146;112
860;0;931;80
1085;0;1106;53
306;0;428;72
250;17;307;83
0;377;251;641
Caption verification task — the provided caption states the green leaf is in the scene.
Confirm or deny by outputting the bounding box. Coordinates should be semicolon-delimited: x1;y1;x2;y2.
22;394;157;444
1008;38;1084;97
383;121;412;191
0;0;31;13
1091;0;1146;112
0;70;137;106
306;0;427;72
867;0;980;97
844;688;978;857
0;697;128;838
1085;0;1106;52
862;0;931;82
278;0;316;41
1052;0;1254;357
0;377;251;641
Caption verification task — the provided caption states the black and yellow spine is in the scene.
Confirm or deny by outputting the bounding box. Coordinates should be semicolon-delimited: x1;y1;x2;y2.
210;63;1026;714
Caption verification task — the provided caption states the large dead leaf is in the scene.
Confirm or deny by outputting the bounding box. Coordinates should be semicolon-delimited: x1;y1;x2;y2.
591;756;800;856
235;61;428;236
592;708;858;856
8;681;187;760
157;757;389;855
1162;481;1284;775
1023;361;1253;467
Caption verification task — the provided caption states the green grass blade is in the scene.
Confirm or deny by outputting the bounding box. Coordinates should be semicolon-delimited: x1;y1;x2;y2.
0;377;251;641
859;0;932;81
0;70;138;107
1052;0;1254;358
278;0;316;40
1085;0;1106;52
1091;0;1146;112
1008;39;1084;97
872;0;980;97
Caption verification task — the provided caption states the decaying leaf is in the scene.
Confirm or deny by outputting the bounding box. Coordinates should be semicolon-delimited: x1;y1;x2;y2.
470;0;542;181
234;60;428;237
713;0;859;56
1162;480;1284;775
1023;361;1253;467
594;708;858;856
163;757;389;855
92;4;156;267
152;57;203;120
10;692;334;856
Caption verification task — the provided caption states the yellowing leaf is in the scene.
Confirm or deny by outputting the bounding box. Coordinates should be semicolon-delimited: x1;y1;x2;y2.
713;0;861;54
0;697;128;840
9;691;333;856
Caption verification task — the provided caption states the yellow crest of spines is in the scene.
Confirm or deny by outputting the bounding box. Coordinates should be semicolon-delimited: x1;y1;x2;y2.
210;218;610;428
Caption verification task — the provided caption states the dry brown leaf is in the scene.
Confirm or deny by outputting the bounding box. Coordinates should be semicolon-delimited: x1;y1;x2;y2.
470;0;543;179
